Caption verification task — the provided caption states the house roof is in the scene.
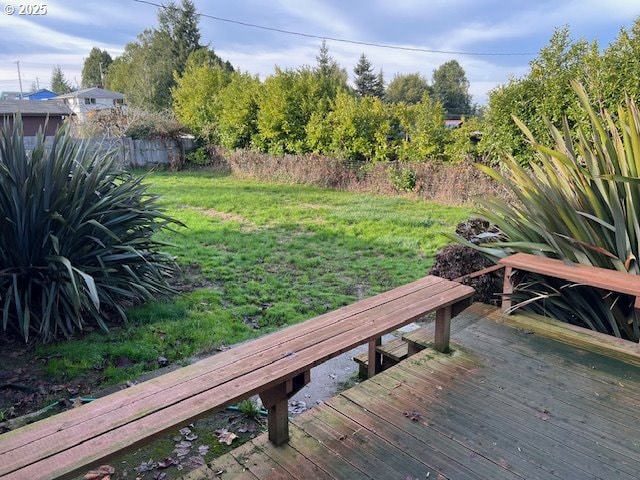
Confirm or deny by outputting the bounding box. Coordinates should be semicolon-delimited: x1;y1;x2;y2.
20;89;57;99
445;119;464;129
55;87;125;100
0;100;74;116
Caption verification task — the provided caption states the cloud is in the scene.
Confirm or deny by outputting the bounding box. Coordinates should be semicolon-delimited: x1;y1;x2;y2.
261;0;361;38
0;10;124;91
0;14;121;54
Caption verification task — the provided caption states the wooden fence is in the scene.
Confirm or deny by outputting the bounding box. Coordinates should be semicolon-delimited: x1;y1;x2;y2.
22;136;195;168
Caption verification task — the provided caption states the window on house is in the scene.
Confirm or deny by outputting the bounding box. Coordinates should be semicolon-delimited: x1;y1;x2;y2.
84;98;96;105
113;99;124;106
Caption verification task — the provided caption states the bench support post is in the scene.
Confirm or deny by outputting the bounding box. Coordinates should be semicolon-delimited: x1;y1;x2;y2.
634;297;640;340
502;266;514;312
368;336;382;378
434;305;452;353
259;370;310;446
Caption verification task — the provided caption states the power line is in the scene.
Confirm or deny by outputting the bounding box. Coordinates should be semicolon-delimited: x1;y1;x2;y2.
132;0;537;57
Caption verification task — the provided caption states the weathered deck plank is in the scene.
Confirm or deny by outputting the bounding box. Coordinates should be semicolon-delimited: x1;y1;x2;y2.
390;356;639;479
186;303;640;480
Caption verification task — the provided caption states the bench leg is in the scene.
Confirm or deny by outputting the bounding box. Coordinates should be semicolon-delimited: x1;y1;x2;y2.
259;371;310;446
260;382;289;445
434;305;452;353
407;341;422;356
368;336;382;378
634;296;640;340
502;266;513;312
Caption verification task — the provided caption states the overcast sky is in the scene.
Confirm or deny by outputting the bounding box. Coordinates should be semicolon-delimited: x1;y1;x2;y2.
1;0;640;104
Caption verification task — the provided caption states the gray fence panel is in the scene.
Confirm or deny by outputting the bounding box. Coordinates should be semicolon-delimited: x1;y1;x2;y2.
20;136;194;167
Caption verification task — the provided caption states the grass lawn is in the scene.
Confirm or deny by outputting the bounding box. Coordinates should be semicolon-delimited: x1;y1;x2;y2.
34;170;469;389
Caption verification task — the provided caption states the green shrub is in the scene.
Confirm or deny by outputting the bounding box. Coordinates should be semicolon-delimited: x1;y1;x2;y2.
465;81;640;340
186;146;210;165
389;166;417;192
0;117;181;342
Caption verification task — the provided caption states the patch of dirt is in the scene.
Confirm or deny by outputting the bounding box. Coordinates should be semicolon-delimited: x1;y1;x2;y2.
429;219;503;306
345;283;368;300
0;341;95;432
191;207;249;224
168;263;216;292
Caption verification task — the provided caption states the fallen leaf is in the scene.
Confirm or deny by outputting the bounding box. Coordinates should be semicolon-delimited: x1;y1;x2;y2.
182;455;205;470
157;457;177;469
135;460;156;473
404;411;421;421
536;408;550;421
83;465;115;480
215;428;238;445
198;445;210;456
173;440;192;458
179;427;191;436
185;433;198;441
288;400;306;415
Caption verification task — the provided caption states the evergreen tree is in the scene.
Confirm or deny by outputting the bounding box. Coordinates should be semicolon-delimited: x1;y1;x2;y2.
353;53;381;97
374;70;385;98
316;40;333;77
314;40;348;98
51;65;72;94
82;47;113;88
158;0;201;75
106;0;226;110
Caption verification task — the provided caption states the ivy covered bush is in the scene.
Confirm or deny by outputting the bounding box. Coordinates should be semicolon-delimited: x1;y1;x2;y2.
0;118;181;342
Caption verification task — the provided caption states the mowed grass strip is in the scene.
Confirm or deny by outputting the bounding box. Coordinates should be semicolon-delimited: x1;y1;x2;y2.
36;170;469;387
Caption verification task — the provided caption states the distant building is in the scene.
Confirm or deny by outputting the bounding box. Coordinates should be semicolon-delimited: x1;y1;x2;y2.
0;100;74;135
0;91;22;101
445;119;464;129
55;87;126;121
19;89;59;101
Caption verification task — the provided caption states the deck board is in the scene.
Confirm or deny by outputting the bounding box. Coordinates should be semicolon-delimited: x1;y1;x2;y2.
188;303;640;480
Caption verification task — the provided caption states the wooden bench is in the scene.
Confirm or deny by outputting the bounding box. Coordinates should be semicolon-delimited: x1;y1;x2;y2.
0;275;473;480
499;252;640;316
353;336;409;378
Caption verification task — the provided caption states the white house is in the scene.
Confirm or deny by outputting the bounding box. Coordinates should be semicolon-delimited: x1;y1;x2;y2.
56;87;126;121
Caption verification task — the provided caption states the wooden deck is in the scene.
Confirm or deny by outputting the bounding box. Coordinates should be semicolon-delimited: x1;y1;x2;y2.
186;303;640;480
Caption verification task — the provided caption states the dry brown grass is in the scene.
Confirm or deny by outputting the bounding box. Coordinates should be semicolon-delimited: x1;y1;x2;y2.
206;148;506;206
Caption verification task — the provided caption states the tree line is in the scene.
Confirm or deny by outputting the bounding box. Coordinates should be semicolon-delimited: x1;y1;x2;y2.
169;40;475;162
72;0;640;166
483;20;640;164
66;0;476;163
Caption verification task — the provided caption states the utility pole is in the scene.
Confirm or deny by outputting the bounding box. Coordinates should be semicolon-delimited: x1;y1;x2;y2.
14;61;24;99
35;77;40;90
99;62;104;88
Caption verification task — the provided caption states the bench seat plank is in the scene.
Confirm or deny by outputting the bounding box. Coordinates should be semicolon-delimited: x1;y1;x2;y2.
499;253;640;297
0;276;473;480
